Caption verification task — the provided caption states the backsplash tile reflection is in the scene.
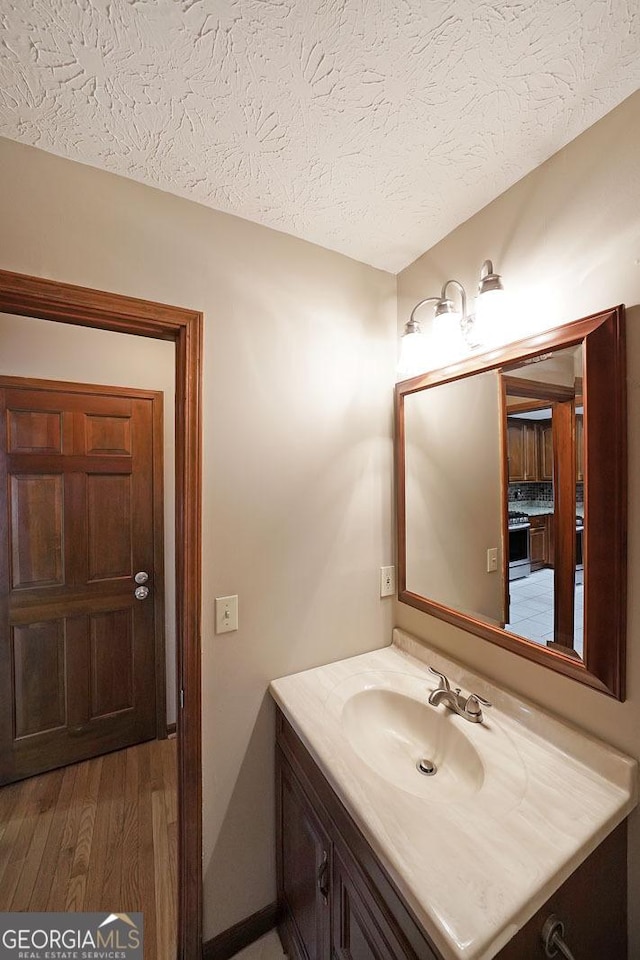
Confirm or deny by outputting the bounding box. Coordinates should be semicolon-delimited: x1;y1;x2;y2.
508;481;584;511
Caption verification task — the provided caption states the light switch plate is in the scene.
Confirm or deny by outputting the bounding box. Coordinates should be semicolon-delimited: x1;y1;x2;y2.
215;595;238;633
486;548;498;573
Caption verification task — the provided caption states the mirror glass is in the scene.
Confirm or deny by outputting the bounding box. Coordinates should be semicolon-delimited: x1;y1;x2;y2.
396;307;626;697
405;370;503;620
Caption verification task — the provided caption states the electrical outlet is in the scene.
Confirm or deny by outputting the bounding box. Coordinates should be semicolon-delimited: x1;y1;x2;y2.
486;548;498;573
380;565;395;597
215;595;238;633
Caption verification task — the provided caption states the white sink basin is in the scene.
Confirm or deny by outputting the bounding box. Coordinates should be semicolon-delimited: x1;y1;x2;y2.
324;667;527;814
271;633;638;960
342;687;484;801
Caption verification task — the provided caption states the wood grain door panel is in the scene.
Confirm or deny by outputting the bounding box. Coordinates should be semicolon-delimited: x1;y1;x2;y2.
87;474;133;581
10;474;64;588
12;619;67;739
90;608;135;718
84;414;132;456
8;409;64;453
0;383;161;785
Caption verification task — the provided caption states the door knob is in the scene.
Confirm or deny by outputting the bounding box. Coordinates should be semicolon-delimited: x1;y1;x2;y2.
135;571;149;584
135;585;150;600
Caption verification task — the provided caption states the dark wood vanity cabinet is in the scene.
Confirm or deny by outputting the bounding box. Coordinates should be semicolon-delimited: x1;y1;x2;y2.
277;709;440;960
279;751;332;960
276;707;627;960
332;847;411;960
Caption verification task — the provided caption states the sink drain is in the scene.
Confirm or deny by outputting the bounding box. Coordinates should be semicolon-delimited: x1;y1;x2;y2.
416;758;437;776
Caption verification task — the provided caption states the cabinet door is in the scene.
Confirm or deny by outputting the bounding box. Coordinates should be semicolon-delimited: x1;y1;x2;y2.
539;422;553;481
507;422;525;481
278;754;331;960
508;421;539;481
332;849;418;960
523;422;539;480
530;527;546;571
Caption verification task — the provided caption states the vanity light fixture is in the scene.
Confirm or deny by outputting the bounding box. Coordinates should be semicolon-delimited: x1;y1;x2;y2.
397;260;506;379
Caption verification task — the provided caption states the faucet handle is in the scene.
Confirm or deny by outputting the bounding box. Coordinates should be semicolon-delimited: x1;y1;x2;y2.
428;666;450;691
465;693;492;717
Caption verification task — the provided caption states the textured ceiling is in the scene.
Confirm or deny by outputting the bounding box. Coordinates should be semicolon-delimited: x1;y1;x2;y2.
0;1;639;272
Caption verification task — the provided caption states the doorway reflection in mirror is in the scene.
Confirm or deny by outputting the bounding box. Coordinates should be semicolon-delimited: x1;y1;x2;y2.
502;344;584;660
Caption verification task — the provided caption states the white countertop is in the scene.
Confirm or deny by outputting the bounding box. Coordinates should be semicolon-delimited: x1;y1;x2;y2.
507;503;584;518
508;503;553;516
270;629;637;960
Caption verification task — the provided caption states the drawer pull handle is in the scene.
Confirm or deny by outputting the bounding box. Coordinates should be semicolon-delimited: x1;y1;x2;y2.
318;851;329;905
541;915;576;960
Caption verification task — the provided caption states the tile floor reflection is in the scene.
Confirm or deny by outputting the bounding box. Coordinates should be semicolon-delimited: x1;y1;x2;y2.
506;567;584;658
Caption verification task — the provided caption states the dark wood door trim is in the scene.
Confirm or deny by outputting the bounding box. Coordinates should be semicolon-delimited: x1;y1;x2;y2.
502;375;576;402
201;903;280;960
0;374;168;741
0;269;203;960
552;399;577;646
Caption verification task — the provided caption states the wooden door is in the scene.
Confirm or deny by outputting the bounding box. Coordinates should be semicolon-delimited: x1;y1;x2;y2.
0;381;163;785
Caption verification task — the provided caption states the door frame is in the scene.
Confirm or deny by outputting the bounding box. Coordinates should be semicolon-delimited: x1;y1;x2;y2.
0;269;203;960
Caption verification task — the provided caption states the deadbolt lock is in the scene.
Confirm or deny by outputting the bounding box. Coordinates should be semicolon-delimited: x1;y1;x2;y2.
134;571;149;584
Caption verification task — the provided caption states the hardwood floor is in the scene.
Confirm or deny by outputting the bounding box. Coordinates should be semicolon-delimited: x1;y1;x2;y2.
0;737;177;960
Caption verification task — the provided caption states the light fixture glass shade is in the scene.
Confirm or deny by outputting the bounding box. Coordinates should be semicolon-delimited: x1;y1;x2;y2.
432;311;466;364
397;328;429;379
474;288;509;348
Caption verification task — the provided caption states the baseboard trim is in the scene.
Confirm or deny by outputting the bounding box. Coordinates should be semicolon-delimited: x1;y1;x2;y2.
202;902;280;960
166;722;177;736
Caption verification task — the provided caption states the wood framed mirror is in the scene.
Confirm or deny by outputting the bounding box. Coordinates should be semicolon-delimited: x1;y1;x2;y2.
395;306;627;699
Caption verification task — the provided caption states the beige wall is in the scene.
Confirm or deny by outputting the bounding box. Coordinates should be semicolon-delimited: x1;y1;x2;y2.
396;89;640;951
0;136;397;938
0;312;177;723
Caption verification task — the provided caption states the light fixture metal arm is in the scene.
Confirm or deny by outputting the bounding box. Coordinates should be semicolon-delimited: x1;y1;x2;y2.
440;279;467;319
406;296;442;332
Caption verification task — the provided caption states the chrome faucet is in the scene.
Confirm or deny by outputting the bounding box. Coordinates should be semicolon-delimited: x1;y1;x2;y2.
428;667;492;723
